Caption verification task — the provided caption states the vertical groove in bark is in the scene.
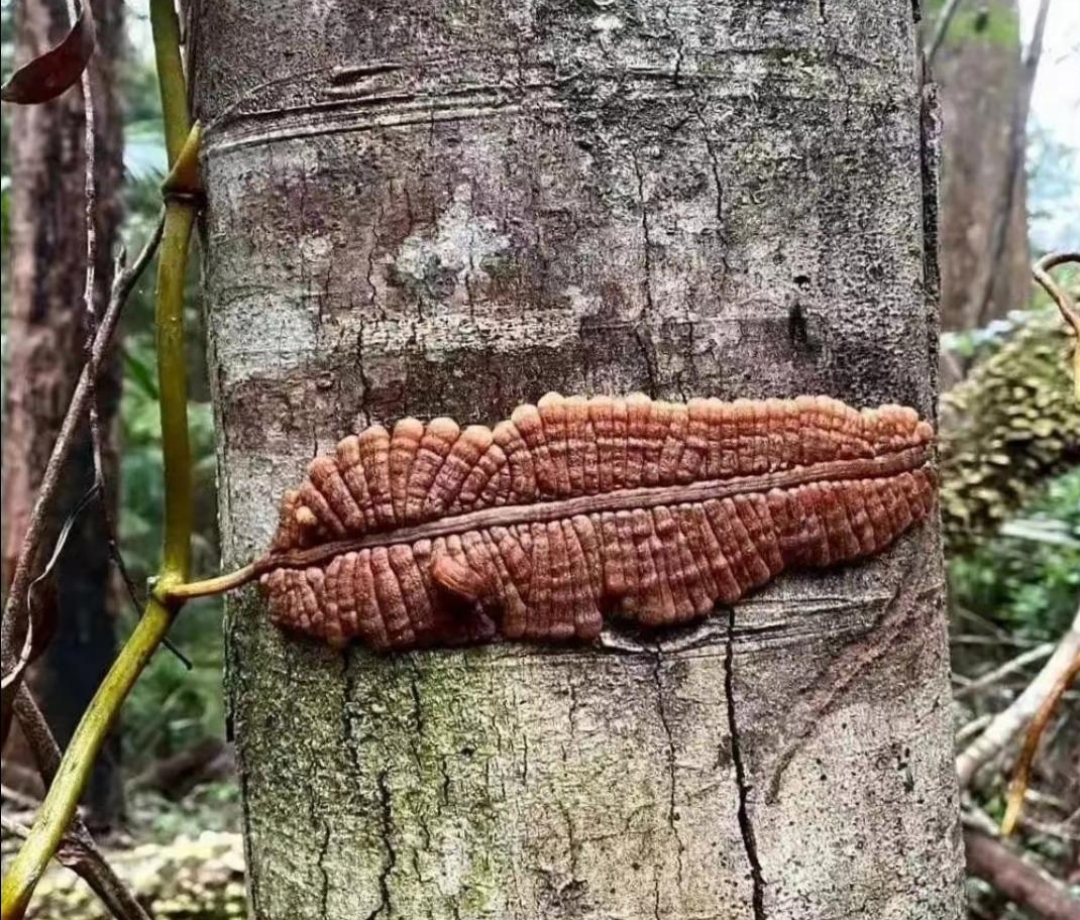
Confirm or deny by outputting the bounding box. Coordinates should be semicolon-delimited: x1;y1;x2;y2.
724;608;765;920
194;0;965;916
1;0;125;828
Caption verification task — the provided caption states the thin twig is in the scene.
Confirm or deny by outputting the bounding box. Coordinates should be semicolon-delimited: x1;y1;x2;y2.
955;713;993;745
0;486;100;695
64;0;104;494
1033;251;1080;333
957;604;1080;788
953;642;1055;701
925;0;965;64
0;817;32;840
0;785;42;812
1033;251;1080;400
1019;816;1080;844
1002;650;1080;836
66;0;162;674
10;689;151;920
951;633;1046;649
0;214;164;742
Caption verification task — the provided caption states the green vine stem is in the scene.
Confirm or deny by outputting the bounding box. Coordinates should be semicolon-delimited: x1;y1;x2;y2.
149;0;190;163
0;1;197;915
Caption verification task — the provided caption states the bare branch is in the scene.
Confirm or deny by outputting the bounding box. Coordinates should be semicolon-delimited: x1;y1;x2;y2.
0;214;164;745
10;690;152;920
956;713;993;745
64;0;105;498
1034;251;1080;401
965;830;1080;920
1033;251;1080;335
925;0;965;65
957;604;1080;788
0;817;32;841
0;785;42;812
1002;649;1080;835
953;642;1055;701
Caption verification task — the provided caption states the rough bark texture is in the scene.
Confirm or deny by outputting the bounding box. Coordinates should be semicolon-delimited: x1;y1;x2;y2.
192;1;965;917
930;0;1030;331
0;0;125;828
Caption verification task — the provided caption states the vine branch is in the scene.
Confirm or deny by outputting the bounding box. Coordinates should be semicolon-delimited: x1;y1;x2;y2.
0;214;164;741
1032;250;1080;400
0;0;199;914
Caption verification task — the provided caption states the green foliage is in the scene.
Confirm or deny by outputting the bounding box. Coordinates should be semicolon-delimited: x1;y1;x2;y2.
950;469;1080;640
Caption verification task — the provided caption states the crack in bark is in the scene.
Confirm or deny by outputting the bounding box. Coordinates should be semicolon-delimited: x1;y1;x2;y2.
631;150;659;397
632;151;656;320
408;665;426;776
354;314;373;428
918;80;942;375
692;105;724;226
559;801;582;881
725;608;766;920
365;197;382;310
634;325;660;398
652;649;685;888
439;754;452;807
316;816;332;918
341;648;366;778
365;769;396;920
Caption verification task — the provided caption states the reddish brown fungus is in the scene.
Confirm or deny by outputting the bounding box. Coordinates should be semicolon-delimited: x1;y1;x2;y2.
260;393;936;651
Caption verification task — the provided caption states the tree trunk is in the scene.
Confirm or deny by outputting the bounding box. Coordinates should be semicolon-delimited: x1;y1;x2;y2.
930;0;1030;332
0;0;125;828
193;1;965;917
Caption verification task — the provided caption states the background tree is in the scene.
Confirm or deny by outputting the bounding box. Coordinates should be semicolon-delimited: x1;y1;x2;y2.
1;0;125;828
191;1;964;917
930;0;1034;333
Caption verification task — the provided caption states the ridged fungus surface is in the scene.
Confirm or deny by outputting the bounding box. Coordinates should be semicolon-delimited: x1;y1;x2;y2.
261;394;936;650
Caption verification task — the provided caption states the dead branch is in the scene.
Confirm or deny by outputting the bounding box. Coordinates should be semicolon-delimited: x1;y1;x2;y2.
957;604;1080;789
0;214;164;746
0;784;41;812
1002;649;1080;836
954;642;1055;701
965;829;1080;920
11;689;151;920
925;0;966;64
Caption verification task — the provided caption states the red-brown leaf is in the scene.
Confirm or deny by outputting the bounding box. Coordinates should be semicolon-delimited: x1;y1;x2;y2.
0;6;97;105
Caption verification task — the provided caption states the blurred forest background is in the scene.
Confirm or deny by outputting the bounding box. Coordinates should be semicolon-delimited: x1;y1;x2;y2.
0;1;1077;918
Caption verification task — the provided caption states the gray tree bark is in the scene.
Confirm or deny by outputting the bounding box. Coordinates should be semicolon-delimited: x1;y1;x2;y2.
192;1;965;917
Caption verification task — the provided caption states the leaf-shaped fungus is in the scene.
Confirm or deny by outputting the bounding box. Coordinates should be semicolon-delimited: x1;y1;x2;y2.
261;394;936;650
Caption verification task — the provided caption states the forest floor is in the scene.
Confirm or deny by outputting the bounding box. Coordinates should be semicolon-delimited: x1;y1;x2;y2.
1;783;245;920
